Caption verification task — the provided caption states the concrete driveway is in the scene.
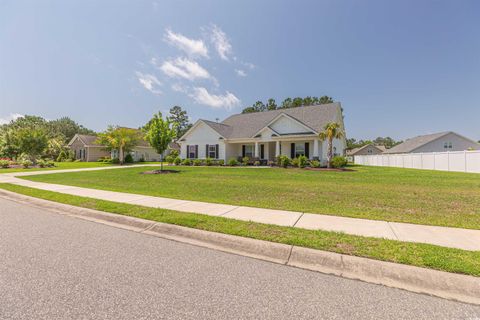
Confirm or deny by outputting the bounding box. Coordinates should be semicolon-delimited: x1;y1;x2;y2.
1;198;479;319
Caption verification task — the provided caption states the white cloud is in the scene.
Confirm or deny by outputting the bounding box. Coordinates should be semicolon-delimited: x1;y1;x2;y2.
242;61;255;70
158;57;212;81
210;25;232;61
171;83;188;93
164;29;208;58
0;113;23;125
135;71;162;95
190;87;240;110
235;69;247;77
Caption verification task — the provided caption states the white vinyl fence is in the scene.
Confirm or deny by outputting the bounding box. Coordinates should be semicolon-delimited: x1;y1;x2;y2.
354;150;480;173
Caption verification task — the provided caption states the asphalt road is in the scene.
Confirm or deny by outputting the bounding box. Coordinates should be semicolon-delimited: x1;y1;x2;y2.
0;198;479;320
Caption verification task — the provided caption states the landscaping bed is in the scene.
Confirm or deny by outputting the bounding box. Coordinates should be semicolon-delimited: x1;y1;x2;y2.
19;165;480;230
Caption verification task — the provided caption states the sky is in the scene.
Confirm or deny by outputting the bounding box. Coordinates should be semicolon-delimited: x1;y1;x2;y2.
1;0;479;141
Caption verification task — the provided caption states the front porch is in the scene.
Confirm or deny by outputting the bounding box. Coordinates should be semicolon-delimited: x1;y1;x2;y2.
225;137;325;163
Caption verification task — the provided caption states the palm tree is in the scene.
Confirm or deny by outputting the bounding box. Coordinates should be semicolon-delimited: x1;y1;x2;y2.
97;126;141;165
318;122;344;168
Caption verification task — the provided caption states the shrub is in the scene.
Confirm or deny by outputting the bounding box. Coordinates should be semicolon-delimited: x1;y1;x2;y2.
242;156;250;166
298;155;308;168
182;159;192;166
138;156;145;162
193;159;202;166
124;154;134;163
37;159;47;168
310;160;321;168
0;160;10;168
279;155;291;168
174;157;181;165
165;155;174;164
331;156;348;168
64;158;73;162
56;151;68;162
217;159;225;166
21;159;33;168
111;158;120;164
169;149;179;158
227;158;238;166
254;160;260;166
205;157;213;166
291;157;299;167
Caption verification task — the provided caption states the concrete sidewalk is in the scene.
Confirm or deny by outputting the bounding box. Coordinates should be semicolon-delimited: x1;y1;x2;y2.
1;165;480;251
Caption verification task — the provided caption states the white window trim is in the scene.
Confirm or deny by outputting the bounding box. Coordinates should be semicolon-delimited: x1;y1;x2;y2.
208;145;217;158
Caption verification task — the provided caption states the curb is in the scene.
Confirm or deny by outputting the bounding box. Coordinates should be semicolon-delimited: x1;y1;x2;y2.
0;189;479;305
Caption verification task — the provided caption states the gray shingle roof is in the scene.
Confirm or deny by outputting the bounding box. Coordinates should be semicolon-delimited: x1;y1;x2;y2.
383;131;451;154
74;133;151;147
200;102;342;139
346;144;386;156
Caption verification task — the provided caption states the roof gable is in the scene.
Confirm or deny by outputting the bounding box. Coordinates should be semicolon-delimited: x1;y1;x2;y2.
253;113;316;138
384;132;451;154
178;120;227;141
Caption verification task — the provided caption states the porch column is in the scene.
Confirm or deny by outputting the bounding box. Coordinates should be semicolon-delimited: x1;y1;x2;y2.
313;138;320;159
275;141;280;157
254;141;259;158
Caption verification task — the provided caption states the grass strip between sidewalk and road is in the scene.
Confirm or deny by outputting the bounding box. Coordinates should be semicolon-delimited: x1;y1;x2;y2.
1;183;479;277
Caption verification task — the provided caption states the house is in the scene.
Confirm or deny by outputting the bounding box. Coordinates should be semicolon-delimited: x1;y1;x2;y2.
178;102;346;164
68;134;178;162
346;144;386;162
383;131;480;154
68;134;110;162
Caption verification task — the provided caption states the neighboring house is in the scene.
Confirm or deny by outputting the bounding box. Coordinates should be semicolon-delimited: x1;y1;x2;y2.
68;134;178;162
178;102;346;163
383;131;480;154
68;134;110;162
346;144;386;162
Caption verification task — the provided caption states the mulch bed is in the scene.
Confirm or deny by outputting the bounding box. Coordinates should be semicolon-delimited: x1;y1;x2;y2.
304;167;355;172
140;169;181;175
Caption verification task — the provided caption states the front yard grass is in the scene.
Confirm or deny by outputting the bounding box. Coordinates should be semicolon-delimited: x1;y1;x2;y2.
19;165;480;230
0;161;162;173
1;183;479;277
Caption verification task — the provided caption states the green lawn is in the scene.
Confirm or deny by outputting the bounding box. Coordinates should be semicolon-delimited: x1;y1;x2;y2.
19;165;480;229
0;161;161;173
1;183;479;277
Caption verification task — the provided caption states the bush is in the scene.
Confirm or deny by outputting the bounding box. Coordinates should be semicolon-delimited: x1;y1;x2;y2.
0;160;10;168
254;160;260;166
165;155;174;164
182;159;191;166
193;159;202;166
20;159;33;168
227;158;238;166
310;160;321;168
205;157;213;166
242;156;250;166
169;149;179;158
331;156;348;168
174;157;181;165
47;160;55;167
37;159;48;168
56;150;68;162
124;154;134;163
291;157;299;167
298;155;308;168
217;159;225;166
111;158;120;164
279;155;291;168
138;156;145;162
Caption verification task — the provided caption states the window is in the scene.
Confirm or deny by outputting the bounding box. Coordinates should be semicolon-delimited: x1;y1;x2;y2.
188;145;197;159
208;145;217;158
294;143;305;158
244;145;254;158
444;142;453;149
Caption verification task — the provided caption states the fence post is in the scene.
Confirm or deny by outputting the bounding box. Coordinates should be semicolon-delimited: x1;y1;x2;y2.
465;150;467;173
447;151;450;172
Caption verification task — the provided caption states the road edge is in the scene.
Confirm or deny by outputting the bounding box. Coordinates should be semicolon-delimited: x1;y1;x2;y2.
0;188;478;305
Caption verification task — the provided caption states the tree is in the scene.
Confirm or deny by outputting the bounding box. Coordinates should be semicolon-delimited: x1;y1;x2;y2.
319;122;345;168
97;126;141;165
266;98;277;110
280;97;293;109
48;117;95;142
318;96;334;104
143;112;177;171
16;127;48;162
168;106;192;138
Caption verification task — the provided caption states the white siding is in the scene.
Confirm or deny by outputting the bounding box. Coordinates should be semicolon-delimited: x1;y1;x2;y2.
179;122;225;160
270;115;311;134
413;132;480;153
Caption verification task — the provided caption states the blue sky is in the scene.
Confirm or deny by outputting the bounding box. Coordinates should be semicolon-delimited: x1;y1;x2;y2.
1;0;479;140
